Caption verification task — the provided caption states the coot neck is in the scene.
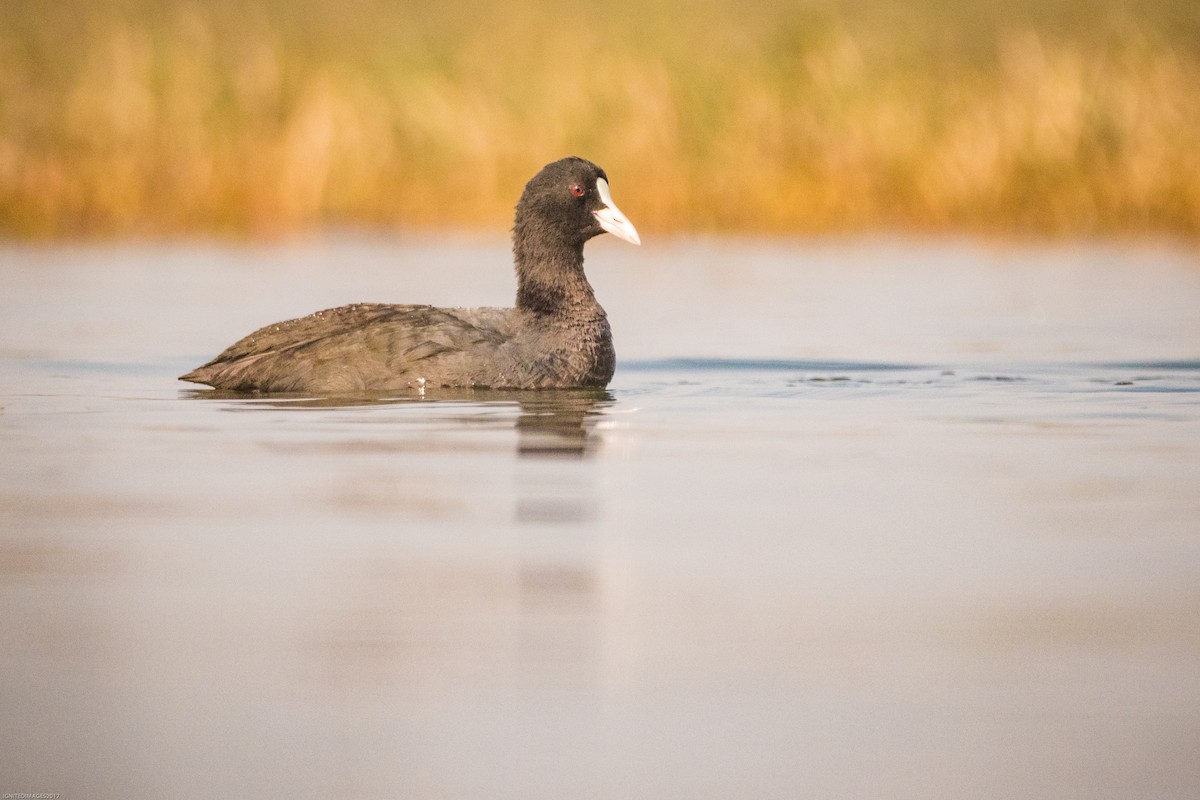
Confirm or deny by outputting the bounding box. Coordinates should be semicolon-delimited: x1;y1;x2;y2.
512;229;601;317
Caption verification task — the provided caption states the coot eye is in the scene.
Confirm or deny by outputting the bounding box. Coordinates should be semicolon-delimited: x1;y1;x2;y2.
570;183;586;198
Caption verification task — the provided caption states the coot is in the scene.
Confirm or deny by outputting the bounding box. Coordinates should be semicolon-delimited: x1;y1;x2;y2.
180;157;640;393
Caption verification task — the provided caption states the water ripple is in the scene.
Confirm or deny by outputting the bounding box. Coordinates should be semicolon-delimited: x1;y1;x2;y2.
619;358;923;372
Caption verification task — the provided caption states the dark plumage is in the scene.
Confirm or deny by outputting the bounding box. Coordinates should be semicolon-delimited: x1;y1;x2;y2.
180;157;640;392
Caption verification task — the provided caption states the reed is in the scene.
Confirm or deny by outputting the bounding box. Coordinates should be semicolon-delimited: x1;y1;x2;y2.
1;0;1198;237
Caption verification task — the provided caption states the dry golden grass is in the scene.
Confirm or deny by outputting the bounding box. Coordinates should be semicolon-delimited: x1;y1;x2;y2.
1;0;1198;236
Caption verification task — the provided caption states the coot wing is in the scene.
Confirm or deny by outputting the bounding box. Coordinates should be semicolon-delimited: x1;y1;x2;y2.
180;303;510;391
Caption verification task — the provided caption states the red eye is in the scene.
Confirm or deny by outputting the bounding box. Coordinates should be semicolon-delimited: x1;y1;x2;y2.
570;183;585;197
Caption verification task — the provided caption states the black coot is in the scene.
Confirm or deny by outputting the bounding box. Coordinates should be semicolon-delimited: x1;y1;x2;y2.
180;157;640;392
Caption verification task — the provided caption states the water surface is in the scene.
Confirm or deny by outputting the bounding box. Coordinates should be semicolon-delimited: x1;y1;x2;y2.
2;236;1199;799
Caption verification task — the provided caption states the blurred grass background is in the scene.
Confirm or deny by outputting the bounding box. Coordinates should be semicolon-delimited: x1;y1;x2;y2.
1;0;1198;237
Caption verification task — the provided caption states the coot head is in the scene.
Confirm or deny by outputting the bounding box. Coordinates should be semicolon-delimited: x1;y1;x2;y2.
514;157;640;249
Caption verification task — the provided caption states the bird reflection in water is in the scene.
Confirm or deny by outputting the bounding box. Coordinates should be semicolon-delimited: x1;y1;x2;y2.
180;386;613;458
181;385;613;521
180;387;614;688
511;389;612;458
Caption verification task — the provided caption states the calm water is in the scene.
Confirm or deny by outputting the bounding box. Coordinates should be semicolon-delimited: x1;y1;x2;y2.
2;236;1200;799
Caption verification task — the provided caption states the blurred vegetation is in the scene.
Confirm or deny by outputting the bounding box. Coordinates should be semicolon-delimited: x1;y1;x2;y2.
1;0;1198;237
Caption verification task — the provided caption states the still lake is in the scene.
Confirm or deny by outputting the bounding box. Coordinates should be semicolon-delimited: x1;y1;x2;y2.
2;235;1199;799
